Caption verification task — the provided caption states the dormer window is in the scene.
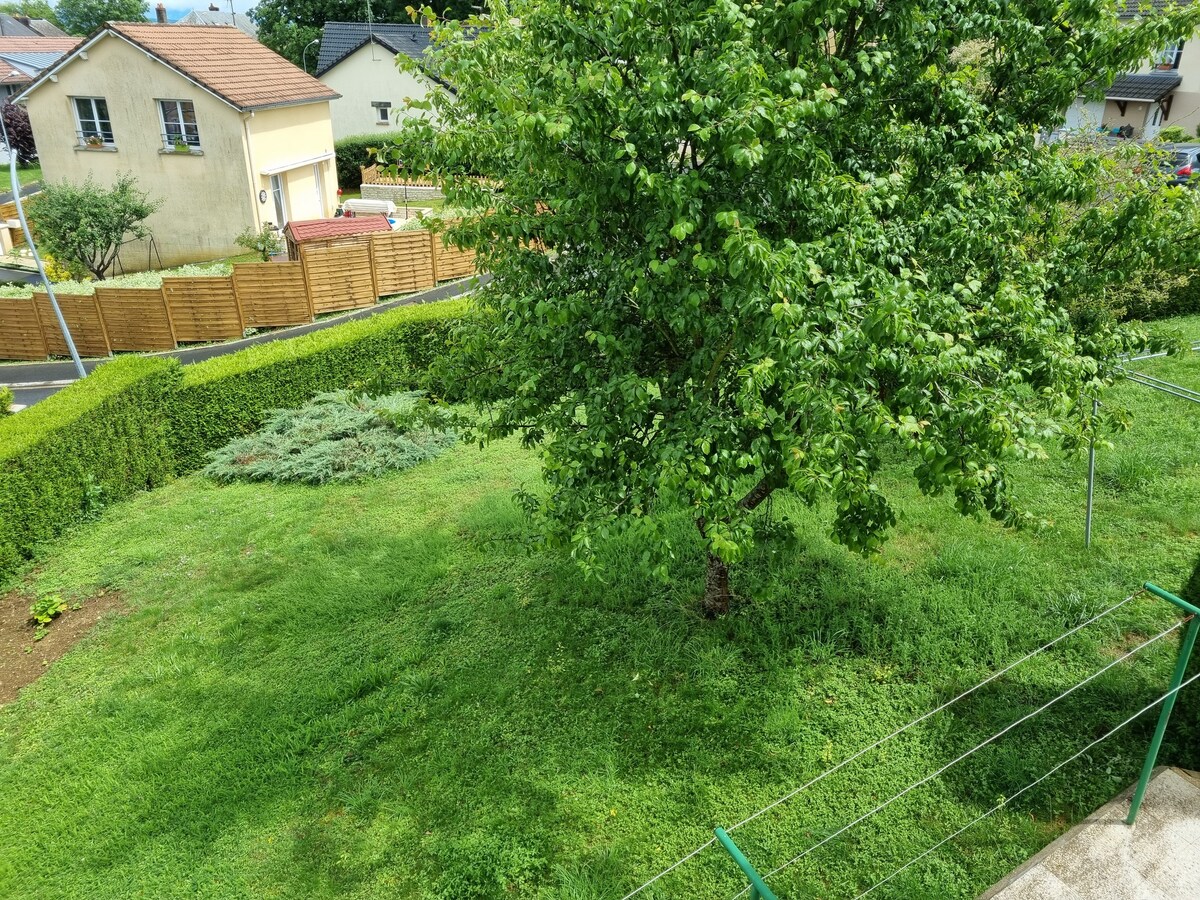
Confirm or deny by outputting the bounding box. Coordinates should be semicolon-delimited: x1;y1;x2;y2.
73;96;113;147
158;99;201;150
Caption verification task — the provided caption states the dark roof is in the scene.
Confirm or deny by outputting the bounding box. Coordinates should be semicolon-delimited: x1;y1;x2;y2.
286;215;393;243
315;22;434;76
1106;72;1182;101
18;23;340;111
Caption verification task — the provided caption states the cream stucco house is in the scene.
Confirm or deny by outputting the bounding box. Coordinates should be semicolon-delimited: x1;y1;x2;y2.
16;22;342;268
1063;0;1200;139
315;22;448;141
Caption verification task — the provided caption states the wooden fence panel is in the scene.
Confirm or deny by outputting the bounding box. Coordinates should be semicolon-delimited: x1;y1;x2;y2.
433;234;477;282
34;292;110;358
370;230;436;297
163;276;242;343
302;242;377;314
232;262;312;327
0;297;46;360
94;286;175;351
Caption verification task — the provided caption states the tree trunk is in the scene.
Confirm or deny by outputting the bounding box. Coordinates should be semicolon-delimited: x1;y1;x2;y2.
702;551;731;617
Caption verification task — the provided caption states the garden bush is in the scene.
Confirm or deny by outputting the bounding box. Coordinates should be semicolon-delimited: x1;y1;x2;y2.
1157;125;1191;143
1123;272;1200;322
169;299;467;472
0;356;180;581
203;390;458;485
335;132;405;191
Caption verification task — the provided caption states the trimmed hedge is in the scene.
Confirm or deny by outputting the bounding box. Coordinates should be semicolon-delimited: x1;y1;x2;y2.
169;299;468;472
335;132;405;191
0;356;181;578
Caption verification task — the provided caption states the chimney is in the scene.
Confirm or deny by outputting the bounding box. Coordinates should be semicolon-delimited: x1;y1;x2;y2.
15;15;29;27
155;3;167;23
208;3;219;10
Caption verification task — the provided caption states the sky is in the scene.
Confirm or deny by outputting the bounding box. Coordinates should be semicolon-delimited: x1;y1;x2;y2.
160;2;258;18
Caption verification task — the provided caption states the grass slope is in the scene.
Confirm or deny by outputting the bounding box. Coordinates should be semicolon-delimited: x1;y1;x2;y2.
2;326;1200;899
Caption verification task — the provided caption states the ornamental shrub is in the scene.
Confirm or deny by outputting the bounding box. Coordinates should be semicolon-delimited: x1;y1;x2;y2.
335;132;405;191
1157;125;1191;143
203;390;458;485
0;386;12;417
169;299;467;471
0;356;180;581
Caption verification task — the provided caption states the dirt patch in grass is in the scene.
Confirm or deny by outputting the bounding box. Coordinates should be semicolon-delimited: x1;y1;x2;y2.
0;585;125;704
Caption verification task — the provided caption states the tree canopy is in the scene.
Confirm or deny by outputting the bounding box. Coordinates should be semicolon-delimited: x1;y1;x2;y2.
384;1;1200;614
28;173;159;280
55;0;147;35
251;1;475;66
0;1;61;28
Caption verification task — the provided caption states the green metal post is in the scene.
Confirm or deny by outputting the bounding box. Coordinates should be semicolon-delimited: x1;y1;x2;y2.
714;827;779;900
1126;583;1200;825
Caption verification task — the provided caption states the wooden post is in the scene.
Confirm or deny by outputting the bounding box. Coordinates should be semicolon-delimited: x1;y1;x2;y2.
429;229;440;283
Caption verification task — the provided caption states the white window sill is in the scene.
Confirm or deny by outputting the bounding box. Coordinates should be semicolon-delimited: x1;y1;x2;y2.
158;148;205;156
75;145;117;152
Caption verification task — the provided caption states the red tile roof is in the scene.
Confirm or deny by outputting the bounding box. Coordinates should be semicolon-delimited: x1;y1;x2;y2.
0;36;77;53
105;23;339;111
286;215;393;243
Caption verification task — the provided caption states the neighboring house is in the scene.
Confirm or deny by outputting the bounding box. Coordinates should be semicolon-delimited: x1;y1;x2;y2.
177;6;259;40
1063;0;1200;139
0;14;69;38
315;22;448;141
16;22;342;269
0;37;77;98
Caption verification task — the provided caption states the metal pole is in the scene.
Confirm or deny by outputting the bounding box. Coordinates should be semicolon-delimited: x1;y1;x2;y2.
1127;582;1200;825
714;828;778;900
0;107;86;378
1085;397;1097;549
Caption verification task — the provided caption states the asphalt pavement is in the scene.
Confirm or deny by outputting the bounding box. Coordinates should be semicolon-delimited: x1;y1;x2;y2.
1;274;486;409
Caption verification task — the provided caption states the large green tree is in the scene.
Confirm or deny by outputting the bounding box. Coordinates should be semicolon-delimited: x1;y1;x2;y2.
250;1;474;66
55;0;147;35
385;2;1200;614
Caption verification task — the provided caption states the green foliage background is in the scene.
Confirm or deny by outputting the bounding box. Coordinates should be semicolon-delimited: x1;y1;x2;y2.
335;132;405;191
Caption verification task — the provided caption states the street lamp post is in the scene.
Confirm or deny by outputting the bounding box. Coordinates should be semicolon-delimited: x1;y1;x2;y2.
302;38;319;75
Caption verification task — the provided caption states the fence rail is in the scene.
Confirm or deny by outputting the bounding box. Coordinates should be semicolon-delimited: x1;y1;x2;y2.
0;227;479;361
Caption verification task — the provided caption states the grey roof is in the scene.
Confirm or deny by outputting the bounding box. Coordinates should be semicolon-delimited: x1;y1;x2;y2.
315;22;434;77
1106;72;1182;101
0;50;67;75
177;10;258;39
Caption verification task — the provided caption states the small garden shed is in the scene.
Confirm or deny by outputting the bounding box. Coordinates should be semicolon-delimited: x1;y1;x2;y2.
284;215;392;259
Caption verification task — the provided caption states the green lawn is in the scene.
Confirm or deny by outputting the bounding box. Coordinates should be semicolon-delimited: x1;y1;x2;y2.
15;164;41;188
2;322;1200;898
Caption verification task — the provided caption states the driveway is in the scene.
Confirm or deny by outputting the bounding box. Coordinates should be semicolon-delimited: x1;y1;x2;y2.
1;274;486;408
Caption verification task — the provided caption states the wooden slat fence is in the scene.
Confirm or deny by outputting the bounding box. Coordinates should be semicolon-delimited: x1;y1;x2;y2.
162;276;242;343
0;297;46;359
92;286;175;351
1;224;481;360
303;242;377;314
34;292;110;358
372;230;436;296
232;261;312;327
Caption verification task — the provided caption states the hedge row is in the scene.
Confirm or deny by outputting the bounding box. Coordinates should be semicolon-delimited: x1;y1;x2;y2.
0;356;181;577
170;299;467;471
0;298;468;582
335;132;404;191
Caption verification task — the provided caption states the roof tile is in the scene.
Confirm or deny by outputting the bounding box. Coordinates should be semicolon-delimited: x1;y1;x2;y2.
107;23;340;111
285;215;393;243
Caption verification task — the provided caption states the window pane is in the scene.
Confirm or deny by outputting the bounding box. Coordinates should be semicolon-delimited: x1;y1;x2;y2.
160;100;180;127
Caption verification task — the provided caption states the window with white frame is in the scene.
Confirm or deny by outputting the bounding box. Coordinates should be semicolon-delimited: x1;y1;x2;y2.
158;99;200;150
73;97;114;146
1157;42;1185;69
270;173;288;226
372;100;391;124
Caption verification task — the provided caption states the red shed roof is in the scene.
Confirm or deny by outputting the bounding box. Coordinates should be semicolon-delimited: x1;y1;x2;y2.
285;215;393;243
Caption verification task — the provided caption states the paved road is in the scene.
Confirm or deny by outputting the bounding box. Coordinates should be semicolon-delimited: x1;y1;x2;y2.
2;275;485;408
